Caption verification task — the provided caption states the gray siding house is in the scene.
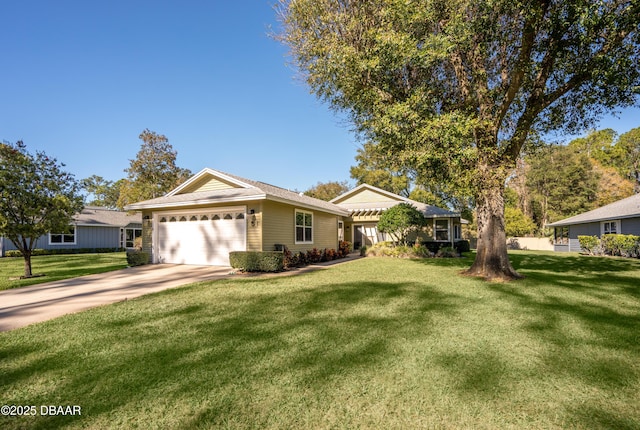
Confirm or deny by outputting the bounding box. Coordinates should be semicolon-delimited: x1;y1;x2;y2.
0;207;142;256
547;193;640;252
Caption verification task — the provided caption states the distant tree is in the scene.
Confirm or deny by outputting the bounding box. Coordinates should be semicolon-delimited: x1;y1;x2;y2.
117;129;192;209
82;175;123;209
0;141;83;277
377;203;426;246
350;142;411;197
526;145;599;227
569;128;617;163
591;160;635;206
280;0;640;280
504;207;537;237
610;127;640;192
304;181;350;201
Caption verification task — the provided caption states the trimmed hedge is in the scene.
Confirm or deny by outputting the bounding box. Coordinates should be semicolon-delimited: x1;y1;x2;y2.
578;234;640;258
229;251;284;272
126;250;150;266
4;248;124;257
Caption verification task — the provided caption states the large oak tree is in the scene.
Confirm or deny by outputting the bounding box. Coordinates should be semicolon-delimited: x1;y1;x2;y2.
278;0;640;280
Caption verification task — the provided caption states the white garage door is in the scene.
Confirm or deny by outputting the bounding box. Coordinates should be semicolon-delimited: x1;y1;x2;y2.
156;207;246;266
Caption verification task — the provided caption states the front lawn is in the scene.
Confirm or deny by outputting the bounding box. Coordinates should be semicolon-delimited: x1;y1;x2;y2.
1;252;639;429
0;253;128;291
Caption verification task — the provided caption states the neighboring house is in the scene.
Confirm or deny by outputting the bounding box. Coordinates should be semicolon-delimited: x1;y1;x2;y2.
547;193;640;252
330;183;465;249
0;207;142;256
125;168;465;266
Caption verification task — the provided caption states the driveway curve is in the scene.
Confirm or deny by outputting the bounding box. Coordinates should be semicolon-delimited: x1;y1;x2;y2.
0;264;233;332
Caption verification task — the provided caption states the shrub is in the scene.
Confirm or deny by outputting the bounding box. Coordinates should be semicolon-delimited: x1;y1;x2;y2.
377;203;427;245
306;248;323;264
601;234;640;258
323;248;338;261
578;235;601;255
436;246;459;258
126;250;149;266
338;240;352;257
365;242;433;259
454;240;471;253
229;251;284;272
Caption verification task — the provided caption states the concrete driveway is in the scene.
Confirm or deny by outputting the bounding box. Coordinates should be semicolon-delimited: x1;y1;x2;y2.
0;264;233;332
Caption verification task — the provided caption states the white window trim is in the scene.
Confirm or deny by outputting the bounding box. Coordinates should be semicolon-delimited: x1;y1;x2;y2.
601;219;621;236
49;226;76;245
295;209;313;244
123;228;142;249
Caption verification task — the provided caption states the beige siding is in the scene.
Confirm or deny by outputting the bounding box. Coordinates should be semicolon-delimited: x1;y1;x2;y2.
336;188;402;205
246;202;263;251
261;200;340;253
179;176;241;194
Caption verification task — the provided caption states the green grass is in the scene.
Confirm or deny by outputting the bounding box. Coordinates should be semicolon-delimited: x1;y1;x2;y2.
0;253;128;290
1;251;639;429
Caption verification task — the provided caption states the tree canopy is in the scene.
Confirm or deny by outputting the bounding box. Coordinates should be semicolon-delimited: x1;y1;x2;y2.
117;129;192;209
279;0;640;280
82;175;123;209
0;141;84;277
377;203;427;245
304;180;350;201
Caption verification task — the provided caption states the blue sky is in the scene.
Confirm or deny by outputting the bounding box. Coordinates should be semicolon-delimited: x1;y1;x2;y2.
2;1;639;193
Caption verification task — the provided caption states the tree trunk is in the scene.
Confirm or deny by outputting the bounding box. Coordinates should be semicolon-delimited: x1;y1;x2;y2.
464;177;523;281
23;251;33;278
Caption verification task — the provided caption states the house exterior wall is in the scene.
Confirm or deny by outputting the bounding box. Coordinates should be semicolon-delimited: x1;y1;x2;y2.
621;217;640;236
2;226;125;252
552;220;640;252
185;176;240;193
336;188;401;205
246;202;263;252
261;200;340;253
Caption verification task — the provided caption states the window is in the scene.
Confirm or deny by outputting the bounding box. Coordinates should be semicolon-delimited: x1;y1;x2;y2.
602;220;619;235
49;226;76;245
338;221;344;242
435;219;449;241
554;226;569;245
124;228;142;248
295;210;313;243
453;224;461;240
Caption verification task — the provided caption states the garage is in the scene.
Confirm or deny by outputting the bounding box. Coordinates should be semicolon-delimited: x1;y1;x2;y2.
155;207;246;266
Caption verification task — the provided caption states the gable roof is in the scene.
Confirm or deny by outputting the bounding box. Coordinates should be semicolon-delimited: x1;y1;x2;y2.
124;168;349;216
331;183;461;218
547;193;640;227
74;207;142;227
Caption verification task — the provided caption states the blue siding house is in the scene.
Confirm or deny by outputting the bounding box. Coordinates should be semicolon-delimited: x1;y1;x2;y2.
547;193;640;252
1;207;142;256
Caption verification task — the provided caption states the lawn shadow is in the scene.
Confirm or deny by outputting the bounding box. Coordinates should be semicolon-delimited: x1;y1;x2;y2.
1;278;464;429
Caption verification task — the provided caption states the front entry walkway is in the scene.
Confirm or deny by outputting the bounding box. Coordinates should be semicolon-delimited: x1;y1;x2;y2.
0;264;233;332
